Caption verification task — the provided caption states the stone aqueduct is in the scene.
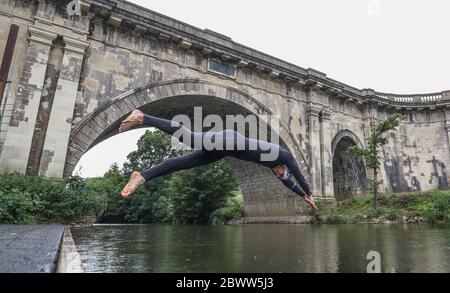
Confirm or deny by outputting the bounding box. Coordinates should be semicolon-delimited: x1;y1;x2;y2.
0;0;449;217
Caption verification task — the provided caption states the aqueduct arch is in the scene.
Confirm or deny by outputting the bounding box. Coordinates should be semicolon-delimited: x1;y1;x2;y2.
331;130;368;201
66;80;312;217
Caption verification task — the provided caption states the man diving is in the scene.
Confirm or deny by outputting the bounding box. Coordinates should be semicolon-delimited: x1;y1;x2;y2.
119;109;318;210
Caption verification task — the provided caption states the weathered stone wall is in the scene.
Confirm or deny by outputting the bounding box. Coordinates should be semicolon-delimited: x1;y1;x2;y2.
0;0;90;176
26;36;64;175
1;0;449;218
75;20;309;148
379;109;450;192
326;95;450;195
0;0;35;156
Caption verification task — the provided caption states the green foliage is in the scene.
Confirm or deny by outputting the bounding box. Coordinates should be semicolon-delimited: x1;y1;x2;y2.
309;189;450;224
91;130;183;224
123;130;182;175
366;206;384;219
385;207;399;221
325;213;347;224
0;189;38;224
348;114;406;205
0;172;107;224
348;113;405;170
119;180;173;223
96;130;241;224
167;160;239;224
308;208;323;224
1;130;243;225
209;192;243;225
425;191;450;223
65;175;87;190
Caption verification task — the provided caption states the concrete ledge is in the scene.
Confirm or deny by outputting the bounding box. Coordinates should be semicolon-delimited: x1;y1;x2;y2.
56;227;85;273
0;225;64;273
241;216;311;224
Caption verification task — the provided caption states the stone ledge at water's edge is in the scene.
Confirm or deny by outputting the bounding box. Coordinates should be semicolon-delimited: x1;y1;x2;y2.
226;216;310;224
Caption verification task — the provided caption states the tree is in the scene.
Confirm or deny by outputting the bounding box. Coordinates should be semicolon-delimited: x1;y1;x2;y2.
166;159;239;224
86;163;127;222
123;130;182;174
95;130;182;223
95;129;241;224
120;130;184;223
65;174;86;190
348;113;406;206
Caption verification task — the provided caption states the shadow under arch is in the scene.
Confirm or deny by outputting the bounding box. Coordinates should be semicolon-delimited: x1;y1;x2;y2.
331;129;368;201
66;79;312;217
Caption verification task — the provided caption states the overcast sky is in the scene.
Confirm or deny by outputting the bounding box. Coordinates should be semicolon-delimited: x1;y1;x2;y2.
74;0;450;178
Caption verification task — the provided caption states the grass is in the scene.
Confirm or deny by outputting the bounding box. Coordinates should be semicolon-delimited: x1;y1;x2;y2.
309;189;450;224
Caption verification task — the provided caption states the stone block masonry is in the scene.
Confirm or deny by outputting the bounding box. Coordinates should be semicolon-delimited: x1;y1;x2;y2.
0;26;57;173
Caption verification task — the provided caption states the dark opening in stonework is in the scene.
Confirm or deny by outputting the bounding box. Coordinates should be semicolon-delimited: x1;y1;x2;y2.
332;137;368;201
208;58;235;78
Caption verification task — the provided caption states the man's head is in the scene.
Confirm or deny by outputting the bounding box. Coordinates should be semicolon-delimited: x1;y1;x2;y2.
271;165;286;178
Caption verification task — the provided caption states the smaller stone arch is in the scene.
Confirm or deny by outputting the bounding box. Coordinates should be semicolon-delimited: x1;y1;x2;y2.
331;129;368;200
331;129;365;157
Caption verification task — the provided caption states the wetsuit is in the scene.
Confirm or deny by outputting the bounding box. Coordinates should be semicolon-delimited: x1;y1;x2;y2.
139;114;312;197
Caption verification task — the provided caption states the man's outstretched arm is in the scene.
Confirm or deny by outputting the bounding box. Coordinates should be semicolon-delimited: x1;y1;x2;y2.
278;175;318;210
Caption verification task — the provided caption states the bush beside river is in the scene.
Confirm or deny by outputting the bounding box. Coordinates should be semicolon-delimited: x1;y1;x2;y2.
310;189;450;224
2;170;449;225
0;130;242;225
0;170;242;225
0;172;106;224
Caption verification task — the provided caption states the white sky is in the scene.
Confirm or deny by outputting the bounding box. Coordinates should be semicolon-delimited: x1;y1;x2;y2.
74;0;450;178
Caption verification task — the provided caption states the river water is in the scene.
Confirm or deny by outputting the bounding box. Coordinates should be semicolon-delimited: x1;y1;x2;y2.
71;224;450;273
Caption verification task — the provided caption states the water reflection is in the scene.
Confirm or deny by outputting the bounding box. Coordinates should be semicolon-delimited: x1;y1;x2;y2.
71;224;450;273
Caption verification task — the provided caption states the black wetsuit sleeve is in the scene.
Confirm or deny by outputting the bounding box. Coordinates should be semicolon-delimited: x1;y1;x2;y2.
279;176;307;197
280;149;312;196
286;161;312;196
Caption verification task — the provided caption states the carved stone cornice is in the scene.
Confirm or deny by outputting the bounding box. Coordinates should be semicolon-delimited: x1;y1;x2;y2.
63;36;90;54
319;109;332;121
305;104;322;118
28;26;58;46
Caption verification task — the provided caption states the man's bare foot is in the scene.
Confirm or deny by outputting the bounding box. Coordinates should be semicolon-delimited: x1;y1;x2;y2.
121;171;146;198
119;109;144;133
304;195;319;210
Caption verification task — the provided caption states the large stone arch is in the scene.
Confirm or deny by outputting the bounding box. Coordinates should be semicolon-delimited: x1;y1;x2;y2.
65;79;311;217
331;130;368;200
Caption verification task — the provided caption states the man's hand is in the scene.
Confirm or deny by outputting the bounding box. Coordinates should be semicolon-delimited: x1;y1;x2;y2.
304;195;318;210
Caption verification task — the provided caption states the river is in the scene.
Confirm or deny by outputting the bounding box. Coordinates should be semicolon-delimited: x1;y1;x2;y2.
71;224;450;273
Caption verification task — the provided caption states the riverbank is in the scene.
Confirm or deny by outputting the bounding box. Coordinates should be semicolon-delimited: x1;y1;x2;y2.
308;189;450;224
2;173;449;226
